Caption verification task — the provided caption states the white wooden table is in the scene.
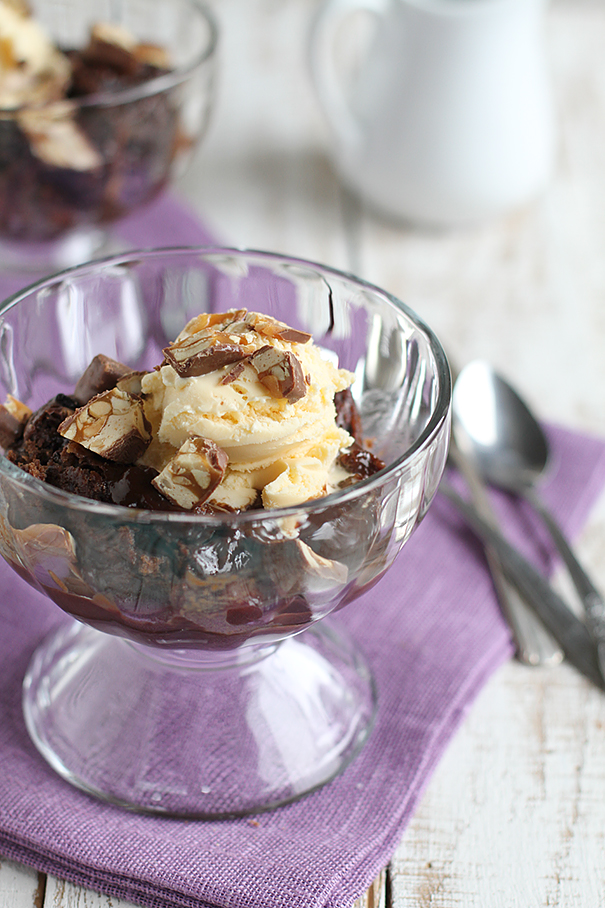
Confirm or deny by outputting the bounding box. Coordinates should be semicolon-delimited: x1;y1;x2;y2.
3;1;605;905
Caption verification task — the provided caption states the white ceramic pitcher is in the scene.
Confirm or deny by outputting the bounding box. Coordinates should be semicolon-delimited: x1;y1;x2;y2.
309;0;556;226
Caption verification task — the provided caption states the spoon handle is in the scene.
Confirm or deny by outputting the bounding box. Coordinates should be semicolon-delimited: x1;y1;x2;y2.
449;444;563;666
440;480;605;692
523;486;605;675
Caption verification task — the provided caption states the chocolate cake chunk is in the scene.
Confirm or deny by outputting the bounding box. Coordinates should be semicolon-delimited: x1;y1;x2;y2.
6;395;175;510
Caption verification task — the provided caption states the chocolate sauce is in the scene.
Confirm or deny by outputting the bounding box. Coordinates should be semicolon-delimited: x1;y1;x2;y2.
41;582;314;650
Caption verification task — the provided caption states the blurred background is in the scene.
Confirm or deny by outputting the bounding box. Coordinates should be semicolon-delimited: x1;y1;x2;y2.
177;0;605;440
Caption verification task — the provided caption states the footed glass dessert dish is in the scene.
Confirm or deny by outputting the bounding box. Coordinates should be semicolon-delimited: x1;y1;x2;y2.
0;0;217;271
0;248;450;816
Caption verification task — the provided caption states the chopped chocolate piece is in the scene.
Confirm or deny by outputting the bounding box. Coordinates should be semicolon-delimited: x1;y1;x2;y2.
220;360;247;385
244;312;311;344
82;22;141;77
163;331;250;378
334;388;363;444
58;388;151;462
3;0;32;16
4;394;31;423
338;443;385;479
0;394;31;448
134;42;171;69
107;463;179;510
74;353;132;403
250;345;306;402
0;408;25;449
17;104;104;171
115;370;148;396
182;309;248;337
153;436;228;509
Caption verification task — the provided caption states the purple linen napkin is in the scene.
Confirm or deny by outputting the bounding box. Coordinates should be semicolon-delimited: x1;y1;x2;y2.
1;196;605;908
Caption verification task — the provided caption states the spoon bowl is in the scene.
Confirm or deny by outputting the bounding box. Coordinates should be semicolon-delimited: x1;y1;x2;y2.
452;360;549;492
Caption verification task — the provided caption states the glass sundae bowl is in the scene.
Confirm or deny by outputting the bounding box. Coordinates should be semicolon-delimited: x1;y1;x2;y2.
0;0;217;271
0;247;450;817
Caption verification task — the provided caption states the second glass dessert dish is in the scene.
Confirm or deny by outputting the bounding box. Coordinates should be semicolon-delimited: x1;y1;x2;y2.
0;247;450;817
0;0;217;270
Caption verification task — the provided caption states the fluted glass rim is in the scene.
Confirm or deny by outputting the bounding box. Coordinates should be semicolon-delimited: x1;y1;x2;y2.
0;245;451;525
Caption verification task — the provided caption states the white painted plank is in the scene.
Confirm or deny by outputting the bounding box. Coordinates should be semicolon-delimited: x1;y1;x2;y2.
44;878;136;908
0;857;42;908
389;491;605;907
43;867;385;908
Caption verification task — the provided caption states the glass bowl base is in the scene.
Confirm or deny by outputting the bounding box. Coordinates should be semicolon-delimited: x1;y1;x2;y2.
22;619;376;818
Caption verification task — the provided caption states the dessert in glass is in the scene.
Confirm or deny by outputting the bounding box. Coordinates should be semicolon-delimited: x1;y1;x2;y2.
0;247;451;817
0;0;217;270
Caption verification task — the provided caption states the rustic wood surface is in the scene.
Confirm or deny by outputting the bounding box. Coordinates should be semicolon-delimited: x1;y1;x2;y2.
2;0;605;905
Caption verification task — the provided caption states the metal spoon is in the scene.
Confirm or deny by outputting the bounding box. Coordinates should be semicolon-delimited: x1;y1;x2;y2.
449;361;562;667
452;360;605;678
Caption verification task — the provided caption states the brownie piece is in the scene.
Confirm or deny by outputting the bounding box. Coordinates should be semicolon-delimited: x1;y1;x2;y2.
7;394;173;509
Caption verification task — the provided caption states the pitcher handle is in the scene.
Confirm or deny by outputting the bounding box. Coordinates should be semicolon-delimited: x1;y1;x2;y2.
309;0;389;150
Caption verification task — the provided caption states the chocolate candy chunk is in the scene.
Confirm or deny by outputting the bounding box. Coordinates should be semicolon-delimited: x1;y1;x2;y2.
134;43;171;69
74;354;133;404
338;443;385;479
0;395;32;448
82;22;141;76
3;1;32;16
58;388;151;463
250;346;306;402
163;331;249;378
18;104;104;172
181;309;248;337
0;409;25;450
244;312;311;344
152;436;228;509
220;361;247;385
115;370;148;396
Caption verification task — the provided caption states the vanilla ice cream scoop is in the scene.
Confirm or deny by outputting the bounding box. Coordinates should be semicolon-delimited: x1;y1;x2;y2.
139;309;357;509
45;308;384;513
